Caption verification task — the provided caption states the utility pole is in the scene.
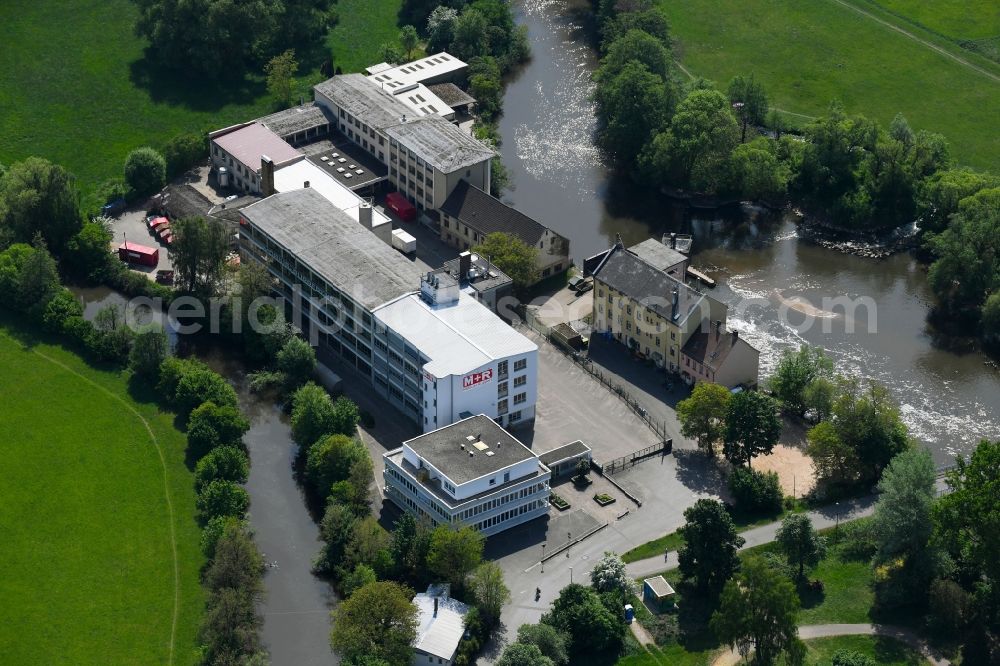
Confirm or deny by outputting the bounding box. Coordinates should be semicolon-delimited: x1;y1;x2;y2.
541;543;546;573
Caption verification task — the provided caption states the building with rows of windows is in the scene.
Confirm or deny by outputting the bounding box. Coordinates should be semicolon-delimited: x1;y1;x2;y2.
383;415;552;536
238;187;537;431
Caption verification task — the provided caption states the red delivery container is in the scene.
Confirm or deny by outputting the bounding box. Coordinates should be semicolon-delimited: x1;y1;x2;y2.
385;192;417;222
117;241;159;267
148;215;169;232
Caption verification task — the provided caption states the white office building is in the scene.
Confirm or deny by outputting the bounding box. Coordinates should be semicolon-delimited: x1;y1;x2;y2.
384;415;552;536
238;188;537;431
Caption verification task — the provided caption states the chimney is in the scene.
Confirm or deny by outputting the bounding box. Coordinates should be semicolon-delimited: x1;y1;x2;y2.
732;330;739;342
260;155;275;196
434;598;438;616
671;288;679;317
670;233;677;249
459;251;472;280
359;201;373;230
303;180;310;188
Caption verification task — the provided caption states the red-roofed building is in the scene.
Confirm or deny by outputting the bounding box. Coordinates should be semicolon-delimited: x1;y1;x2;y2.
209;123;304;194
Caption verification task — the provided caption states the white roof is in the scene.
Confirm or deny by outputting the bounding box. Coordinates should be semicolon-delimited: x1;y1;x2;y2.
368;52;467;88
373;288;536;378
390;82;455;119
273;160;390;229
365;62;394;75
413;592;468;661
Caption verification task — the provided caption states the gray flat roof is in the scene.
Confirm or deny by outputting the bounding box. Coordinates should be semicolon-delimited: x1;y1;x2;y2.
441;255;511;294
538;440;591;467
630;238;687;274
384;116;495;174
404;415;535;485
240;188;422;309
314;73;413;130
426;82;476;108
256;103;334;139
644;575;675;598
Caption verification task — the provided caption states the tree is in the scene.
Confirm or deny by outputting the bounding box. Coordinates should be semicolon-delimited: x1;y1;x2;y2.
497;643;554;666
168;216;229;294
728;466;783;514
343;564;378;598
595;29;672;83
129;326;168;379
66;218;114;281
41;288;83;334
331;395;361;435
205;520;264;594
473;232;539;290
197;479;251;524
727;139;789;202
711;557;801;666
768;345;834;417
14;238;61;317
916;168;997;236
330;581;418;665
723;391;782;468
831;650;876;666
727;74;769;143
601;7;672;50
678;499;745;595
803;376;836;422
186;400;250;459
124;147;166;198
198;587;262;663
450;7;489;61
174;366;238;416
872;448;938;608
982;290;1000;341
378;41;404;65
346;516;392;575
265;49;298;109
806;421;858;487
542;583;624;654
470;561;511;628
200;515;240;559
195;445;251;490
275;335;316;388
830;378;910;482
929;187;1000;315
305;434;366;499
427;525;484;590
0;157;81;254
589;552;636;596
776;514;826;580
290;382;338;447
426;6;458;53
595;61;673;166
316;501;359;574
399;25;419;59
161;132;207;178
516;623;569;666
676;382;731;456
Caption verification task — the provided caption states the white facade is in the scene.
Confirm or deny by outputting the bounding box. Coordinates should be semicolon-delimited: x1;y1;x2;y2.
383;415;551;536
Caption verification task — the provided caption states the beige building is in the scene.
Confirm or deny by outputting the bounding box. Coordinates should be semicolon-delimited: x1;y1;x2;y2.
438;180;570;281
589;238;759;388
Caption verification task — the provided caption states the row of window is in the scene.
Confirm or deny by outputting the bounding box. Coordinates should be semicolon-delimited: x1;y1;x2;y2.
474;500;543;533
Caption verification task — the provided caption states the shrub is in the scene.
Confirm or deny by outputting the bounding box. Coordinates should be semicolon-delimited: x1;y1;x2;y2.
174;367;238;416
157;356;207;397
124;147;167;198
837;518;877;561
187;401;250;460
161;133;207;178
305;434;366;499
129;326;168;379
831;649;876;666
275;335;316;389
196;479;250;524
927;578;970;634
728;466;783;514
195;446;250;490
41;288;83;333
201;515;239;560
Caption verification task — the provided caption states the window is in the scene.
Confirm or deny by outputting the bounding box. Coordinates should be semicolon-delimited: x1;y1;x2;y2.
655;337;660;346
497;360;508;377
509;410;521;422
498;381;508;397
513;359;526;372
489;478;496;486
513;392;526;405
504;471;510;483
513;375;526;387
498;399;508;413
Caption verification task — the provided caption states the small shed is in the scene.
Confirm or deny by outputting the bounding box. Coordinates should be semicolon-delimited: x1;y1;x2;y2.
538;440;592;479
642;575;676;611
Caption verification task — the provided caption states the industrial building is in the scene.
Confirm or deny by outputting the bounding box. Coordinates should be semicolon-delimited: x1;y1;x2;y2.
588;237;759;388
438;179;570;281
441;251;513;313
238;188;538;431
383;415;552;536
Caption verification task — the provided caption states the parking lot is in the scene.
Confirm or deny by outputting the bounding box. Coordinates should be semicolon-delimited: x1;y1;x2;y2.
108;204;175;275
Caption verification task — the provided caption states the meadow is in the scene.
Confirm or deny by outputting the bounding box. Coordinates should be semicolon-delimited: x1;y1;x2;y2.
0;323;203;664
658;0;1000;172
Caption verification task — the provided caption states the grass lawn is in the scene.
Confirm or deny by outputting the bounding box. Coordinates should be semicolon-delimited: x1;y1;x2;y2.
872;0;1000;40
327;0;407;75
658;0;1000;172
0;0;276;197
803;635;925;665
0;321;203;665
617;644;713;666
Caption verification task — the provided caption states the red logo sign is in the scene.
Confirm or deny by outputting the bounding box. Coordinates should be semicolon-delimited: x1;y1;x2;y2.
462;368;493;390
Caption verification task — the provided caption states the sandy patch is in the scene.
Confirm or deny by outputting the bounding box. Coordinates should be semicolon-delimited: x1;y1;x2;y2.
754;444;816;498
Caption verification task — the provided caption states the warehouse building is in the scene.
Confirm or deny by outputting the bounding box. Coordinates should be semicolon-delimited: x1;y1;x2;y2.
208;122;304;194
383;415;552;536
238;188;537;431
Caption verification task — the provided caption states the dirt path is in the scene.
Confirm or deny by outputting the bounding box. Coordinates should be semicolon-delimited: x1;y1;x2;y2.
33;349;179;666
828;0;1000;84
712;623;950;666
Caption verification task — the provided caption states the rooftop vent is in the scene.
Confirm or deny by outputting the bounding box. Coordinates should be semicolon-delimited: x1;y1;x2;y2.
469;451;474;457
485;451;495;457
465;435;476;442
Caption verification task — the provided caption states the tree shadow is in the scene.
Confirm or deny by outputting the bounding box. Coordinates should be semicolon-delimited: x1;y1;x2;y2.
796;579;826;610
128;52;267;112
673;449;727;496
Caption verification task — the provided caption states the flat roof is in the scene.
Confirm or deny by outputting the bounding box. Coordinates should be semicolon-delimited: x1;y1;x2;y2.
240;188;422;309
373;290;536;378
427;82;476;108
413;591;468;660
538;440;591;467
367;52;467;89
403;415;536;485
314;73;413;131
212;123;302;172
272;160;390;229
389;82;454;118
630;238;688;274
442;254;512;294
644;575;675;598
304;146;385;190
384;115;494;174
256;103;334;139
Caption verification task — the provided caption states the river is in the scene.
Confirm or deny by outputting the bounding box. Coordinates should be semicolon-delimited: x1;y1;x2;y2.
498;0;1000;463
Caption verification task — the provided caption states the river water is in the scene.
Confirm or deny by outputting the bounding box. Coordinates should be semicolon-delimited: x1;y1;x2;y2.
498;0;1000;462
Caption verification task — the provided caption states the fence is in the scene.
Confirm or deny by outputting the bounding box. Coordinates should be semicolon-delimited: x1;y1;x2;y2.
520;307;673;445
598;440;672;476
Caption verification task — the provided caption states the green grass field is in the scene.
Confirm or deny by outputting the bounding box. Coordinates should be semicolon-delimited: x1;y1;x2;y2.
659;0;1000;172
0;323;203;664
803;635;925;665
873;0;1000;40
0;0;277;195
327;0;409;75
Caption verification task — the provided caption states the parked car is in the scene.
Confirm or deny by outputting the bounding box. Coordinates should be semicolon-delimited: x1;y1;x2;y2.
155;269;174;285
568;276;593;293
